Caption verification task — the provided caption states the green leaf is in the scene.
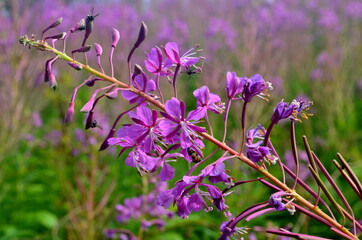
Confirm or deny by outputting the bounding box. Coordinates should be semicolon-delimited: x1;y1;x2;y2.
35;211;58;229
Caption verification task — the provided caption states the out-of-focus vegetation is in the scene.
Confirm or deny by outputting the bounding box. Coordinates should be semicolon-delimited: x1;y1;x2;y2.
1;0;361;239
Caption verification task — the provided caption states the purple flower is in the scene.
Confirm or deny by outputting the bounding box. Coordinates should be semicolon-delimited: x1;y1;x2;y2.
243;74;272;103
193;86;224;114
271;99;312;124
156;174;223;218
219;222;249;240
108;127;157;173
144;47;173;76
269;192;286;211
158;98;206;149
271;100;297;124
128;106;161;152
246;145;273;163
225;71;246;99
121;73;156;104
149;146;183;181
245;126;277;164
163;42;199;68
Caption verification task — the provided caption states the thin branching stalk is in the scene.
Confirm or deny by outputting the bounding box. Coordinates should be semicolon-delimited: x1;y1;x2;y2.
23;40;358;240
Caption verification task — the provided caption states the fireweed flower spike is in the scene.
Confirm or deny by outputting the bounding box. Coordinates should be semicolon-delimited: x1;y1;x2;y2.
20;17;360;240
158;98;206;149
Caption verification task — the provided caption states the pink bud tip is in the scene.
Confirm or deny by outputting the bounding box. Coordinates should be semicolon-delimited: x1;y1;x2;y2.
64;102;75;124
111;28;120;48
94;43;103;56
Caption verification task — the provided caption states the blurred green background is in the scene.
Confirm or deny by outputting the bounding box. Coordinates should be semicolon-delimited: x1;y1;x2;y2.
0;0;361;239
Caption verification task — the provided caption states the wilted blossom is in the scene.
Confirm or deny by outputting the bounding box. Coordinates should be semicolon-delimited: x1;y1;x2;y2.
158;98;206;149
144;47;173;76
193;86;224;114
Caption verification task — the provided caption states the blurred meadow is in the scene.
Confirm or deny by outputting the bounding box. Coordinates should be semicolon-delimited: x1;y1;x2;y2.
1;0;362;239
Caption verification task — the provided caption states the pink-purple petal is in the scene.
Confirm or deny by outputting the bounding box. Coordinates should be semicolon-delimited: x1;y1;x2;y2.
187;193;204;212
165;98;181;119
159;163;175;181
186;107;206;121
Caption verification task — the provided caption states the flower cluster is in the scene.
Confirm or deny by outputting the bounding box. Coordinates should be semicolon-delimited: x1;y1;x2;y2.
20;12;361;240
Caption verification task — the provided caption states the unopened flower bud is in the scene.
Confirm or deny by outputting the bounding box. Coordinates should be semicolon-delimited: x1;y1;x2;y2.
85;78;100;87
80;97;95;113
44;32;67;41
71;45;92;54
42;18;63;39
111;28;120;48
99;128;115;151
85;110;94;130
68;62;83;70
64;102;75;124
48;17;63;29
105;88;122;99
48;73;58;90
134;21;148;48
94;43;103;56
134;64;143;75
44;56;58;82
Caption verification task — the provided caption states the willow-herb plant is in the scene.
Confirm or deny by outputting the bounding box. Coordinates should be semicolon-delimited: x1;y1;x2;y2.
19;10;362;240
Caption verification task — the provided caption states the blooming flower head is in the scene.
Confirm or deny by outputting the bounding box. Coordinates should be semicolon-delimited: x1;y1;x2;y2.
245;125;277;164
156;174;223;218
128;106;161;152
271;99;313;124
219;221;249;240
193;86;224;114
107;127;157;173
144;47;173;76
163;42;200;68
225;71;246;99
158;98;206;149
243;74;272;102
